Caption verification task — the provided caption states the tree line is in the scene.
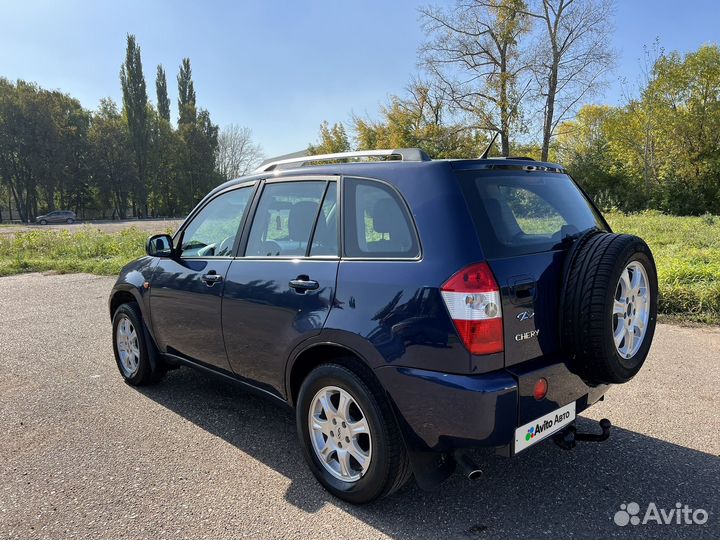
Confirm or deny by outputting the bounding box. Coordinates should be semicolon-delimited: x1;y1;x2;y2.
309;1;720;216
0;35;262;223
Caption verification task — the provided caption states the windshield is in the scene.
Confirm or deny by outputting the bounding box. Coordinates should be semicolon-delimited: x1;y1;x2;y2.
457;170;606;258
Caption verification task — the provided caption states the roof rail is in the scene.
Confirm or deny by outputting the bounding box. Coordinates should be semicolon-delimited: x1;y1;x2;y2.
488;156;537;161
255;148;431;172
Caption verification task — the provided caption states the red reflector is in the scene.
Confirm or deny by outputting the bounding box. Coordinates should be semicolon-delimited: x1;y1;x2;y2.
533;378;548;400
441;262;504;356
453;318;504;356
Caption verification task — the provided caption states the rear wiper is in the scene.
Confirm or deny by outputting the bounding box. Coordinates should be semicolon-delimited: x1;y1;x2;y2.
553;226;598;250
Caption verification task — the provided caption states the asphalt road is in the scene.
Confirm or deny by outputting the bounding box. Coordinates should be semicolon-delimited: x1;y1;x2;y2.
1;273;718;539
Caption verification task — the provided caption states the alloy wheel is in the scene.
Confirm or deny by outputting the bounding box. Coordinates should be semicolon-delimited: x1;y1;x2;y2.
612;261;650;360
116;316;140;377
308;385;372;482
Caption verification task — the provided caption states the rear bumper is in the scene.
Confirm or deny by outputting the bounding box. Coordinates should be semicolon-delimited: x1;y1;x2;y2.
375;359;608;454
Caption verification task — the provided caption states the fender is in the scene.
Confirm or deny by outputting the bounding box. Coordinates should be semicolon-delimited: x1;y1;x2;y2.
109;256;159;342
284;328;388;405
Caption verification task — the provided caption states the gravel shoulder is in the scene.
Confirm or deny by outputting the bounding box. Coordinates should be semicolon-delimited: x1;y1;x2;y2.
0;273;717;539
0;219;182;236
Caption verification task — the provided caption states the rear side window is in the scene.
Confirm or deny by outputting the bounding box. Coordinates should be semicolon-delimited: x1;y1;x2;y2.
343;177;419;259
245;181;328;257
458;170;605;258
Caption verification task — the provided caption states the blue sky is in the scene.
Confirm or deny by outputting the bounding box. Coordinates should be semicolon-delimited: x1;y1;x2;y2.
1;0;718;157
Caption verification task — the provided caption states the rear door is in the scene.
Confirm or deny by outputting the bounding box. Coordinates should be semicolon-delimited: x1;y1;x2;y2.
456;168;607;366
222;178;339;393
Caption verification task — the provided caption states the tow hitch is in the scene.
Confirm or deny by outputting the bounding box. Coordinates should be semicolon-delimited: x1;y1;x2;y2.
553;418;612;450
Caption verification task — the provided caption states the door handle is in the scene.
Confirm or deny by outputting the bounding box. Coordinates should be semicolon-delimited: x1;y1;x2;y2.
201;272;223;286
289;276;319;292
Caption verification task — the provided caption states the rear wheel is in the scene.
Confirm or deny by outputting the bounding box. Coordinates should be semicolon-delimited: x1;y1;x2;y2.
112;303;165;385
296;362;411;504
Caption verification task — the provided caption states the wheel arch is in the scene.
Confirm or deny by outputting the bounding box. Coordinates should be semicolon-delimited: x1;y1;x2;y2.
109;288;140;320
286;341;379;408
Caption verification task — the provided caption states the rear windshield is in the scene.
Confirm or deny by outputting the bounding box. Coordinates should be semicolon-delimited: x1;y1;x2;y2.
457;170;606;258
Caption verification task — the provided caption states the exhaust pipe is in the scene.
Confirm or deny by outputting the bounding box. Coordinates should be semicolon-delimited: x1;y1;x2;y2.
453;450;483;480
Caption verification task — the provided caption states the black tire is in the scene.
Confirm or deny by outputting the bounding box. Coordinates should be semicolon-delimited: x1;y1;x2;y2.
560;231;658;384
66;218;74;224
39;219;47;225
111;303;166;386
296;362;412;504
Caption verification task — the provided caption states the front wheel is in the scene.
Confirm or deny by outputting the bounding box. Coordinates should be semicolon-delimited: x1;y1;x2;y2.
39;219;47;225
112;303;165;385
296;362;411;504
66;218;74;224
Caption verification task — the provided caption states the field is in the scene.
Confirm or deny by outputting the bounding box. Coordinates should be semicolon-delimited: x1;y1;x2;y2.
605;211;720;324
0;212;718;324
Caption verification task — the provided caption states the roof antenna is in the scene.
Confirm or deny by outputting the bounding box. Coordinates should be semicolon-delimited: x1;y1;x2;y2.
479;131;500;159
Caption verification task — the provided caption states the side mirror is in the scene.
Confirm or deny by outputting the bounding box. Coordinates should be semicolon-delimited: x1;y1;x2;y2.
146;234;174;257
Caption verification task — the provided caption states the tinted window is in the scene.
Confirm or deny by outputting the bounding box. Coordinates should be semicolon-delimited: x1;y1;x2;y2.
245;181;326;257
458;171;605;258
309;182;338;257
180;186;253;257
343;178;419;258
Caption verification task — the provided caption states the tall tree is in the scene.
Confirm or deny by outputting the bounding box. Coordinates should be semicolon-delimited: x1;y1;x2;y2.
521;0;614;161
177;108;219;209
177;58;196;127
120;34;150;216
155;64;171;122
420;0;531;156
216;124;264;180
89;99;136;219
307;121;351;155
354;81;486;158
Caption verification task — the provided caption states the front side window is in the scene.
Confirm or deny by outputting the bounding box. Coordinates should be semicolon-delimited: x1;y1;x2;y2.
343;178;419;258
180;186;253;257
245;181;328;257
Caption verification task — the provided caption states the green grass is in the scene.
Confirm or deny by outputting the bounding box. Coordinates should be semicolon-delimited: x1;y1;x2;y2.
606;211;720;325
0;227;151;277
1;211;718;324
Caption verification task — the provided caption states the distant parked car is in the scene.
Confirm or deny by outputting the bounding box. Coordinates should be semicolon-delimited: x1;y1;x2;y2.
36;211;76;225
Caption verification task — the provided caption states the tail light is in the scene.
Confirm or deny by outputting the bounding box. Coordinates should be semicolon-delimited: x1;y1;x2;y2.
440;262;504;355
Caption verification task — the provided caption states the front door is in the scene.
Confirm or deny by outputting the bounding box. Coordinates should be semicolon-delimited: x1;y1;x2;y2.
150;184;255;371
222;179;339;393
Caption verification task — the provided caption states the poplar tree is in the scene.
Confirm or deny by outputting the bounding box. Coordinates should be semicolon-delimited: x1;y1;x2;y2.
120;34;149;216
177;58;196;127
156;65;171;122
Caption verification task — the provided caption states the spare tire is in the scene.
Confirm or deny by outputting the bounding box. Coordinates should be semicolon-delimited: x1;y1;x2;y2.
560;230;658;384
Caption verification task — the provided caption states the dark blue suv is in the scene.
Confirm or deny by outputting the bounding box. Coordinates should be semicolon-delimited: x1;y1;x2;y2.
109;148;658;503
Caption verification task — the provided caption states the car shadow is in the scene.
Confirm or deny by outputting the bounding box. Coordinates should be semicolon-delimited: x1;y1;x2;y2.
137;367;719;539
